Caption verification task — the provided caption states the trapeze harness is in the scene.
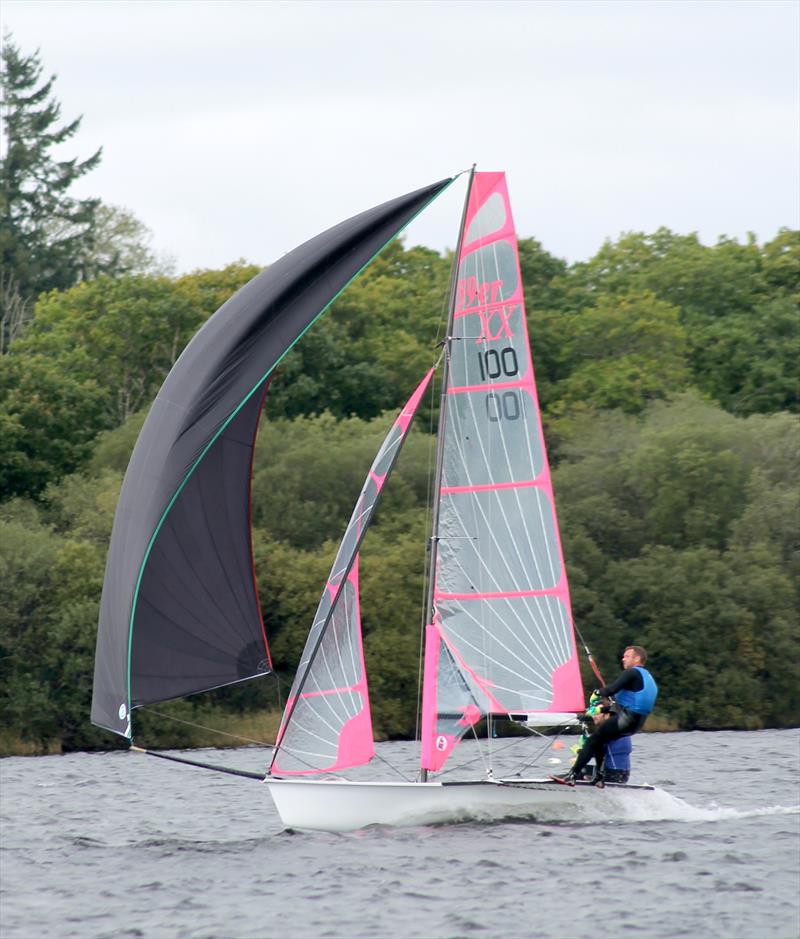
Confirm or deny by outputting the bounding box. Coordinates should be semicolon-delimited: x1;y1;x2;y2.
573;666;658;781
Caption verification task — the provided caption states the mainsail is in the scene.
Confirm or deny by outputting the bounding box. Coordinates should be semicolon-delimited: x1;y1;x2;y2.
270;370;433;775
421;173;584;771
91;179;453;738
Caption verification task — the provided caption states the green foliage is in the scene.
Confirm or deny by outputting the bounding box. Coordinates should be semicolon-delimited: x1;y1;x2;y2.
42;470;122;546
0;37;101;309
0;514;106;749
0;354;107;500
361;519;430;737
255;536;334;672
88;412;147;475
252;410;432;550
0;39;172;356
556;227;800;416
86;204;174;278
0;264;258;499
266;241;450;421
172;262;262;320
552;292;690;414
18;275;205;425
555;397;800;729
518;237;569;311
690;296;799;414
1;221;798;753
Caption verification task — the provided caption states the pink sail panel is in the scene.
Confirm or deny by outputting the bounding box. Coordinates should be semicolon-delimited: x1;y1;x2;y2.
422;173;584;773
271;369;434;776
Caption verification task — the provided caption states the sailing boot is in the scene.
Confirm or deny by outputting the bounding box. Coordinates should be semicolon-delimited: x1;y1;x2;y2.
589;761;606;788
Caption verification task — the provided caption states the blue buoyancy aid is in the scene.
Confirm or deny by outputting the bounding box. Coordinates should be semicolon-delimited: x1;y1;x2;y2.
605;734;632;770
615;666;658;715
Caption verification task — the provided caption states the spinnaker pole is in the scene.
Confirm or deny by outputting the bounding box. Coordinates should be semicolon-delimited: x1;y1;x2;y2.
419;166;475;783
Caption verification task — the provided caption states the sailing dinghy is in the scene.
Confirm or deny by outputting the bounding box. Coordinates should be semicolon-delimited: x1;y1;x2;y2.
92;169;656;831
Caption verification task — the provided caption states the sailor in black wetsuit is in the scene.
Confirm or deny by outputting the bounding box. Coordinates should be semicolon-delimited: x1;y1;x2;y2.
557;645;658;786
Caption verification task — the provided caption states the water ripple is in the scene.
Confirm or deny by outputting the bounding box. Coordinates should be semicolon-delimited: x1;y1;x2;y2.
1;729;798;939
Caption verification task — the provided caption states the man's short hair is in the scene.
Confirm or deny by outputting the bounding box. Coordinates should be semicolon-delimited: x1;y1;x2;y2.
626;645;647;664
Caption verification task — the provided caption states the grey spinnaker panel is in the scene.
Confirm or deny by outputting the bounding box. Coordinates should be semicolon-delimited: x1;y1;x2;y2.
91;179;452;737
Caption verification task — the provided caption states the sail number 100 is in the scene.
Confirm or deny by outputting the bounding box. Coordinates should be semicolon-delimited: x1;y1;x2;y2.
476;346;519;381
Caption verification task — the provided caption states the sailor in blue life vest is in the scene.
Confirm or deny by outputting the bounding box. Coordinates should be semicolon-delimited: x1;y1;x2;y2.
556;645;657;787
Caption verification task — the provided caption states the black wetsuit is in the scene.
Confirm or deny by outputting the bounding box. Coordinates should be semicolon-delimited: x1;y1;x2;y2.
571;669;649;779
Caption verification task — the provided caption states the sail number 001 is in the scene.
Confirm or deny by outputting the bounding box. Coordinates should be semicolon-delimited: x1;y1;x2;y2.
477;346;521;422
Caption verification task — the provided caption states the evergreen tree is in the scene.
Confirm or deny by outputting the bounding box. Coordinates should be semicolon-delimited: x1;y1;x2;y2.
0;36;101;344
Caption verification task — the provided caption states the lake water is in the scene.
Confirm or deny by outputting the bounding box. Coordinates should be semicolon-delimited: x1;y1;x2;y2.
1;729;798;939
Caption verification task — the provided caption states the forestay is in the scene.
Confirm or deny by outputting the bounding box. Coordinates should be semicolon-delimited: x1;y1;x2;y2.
421;172;584;772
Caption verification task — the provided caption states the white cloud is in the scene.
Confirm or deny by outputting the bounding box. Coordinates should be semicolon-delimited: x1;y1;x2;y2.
4;0;797;270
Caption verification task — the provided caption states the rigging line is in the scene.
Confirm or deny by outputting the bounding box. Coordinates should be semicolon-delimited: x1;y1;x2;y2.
433;733;530;779
571;619;605;685
419;166;477;779
142;707;275;747
373;749;413;782
414;346;447;745
131;746;266;781
468;717;491;776
511;726;573;777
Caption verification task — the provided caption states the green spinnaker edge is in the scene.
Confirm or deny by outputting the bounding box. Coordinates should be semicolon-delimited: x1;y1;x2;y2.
123;175;459;740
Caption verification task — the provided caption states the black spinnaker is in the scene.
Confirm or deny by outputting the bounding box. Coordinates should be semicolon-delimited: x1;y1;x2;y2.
91;178;453;738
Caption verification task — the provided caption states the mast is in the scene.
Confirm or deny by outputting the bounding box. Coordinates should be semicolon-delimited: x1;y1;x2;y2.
419;166;475;783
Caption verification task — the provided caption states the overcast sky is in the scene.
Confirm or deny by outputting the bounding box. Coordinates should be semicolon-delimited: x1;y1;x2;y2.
3;0;798;273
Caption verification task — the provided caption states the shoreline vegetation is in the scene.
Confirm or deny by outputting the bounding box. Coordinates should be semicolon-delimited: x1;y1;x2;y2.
3;234;798;757
0;711;689;758
2;235;798;756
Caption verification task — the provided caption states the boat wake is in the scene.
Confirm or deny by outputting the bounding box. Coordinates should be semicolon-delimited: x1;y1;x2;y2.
581;787;800;825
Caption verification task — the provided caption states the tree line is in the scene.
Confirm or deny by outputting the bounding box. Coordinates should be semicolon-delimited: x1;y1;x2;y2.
1;37;797;754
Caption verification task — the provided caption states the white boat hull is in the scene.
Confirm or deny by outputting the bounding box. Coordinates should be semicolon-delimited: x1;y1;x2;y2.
265;777;657;832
